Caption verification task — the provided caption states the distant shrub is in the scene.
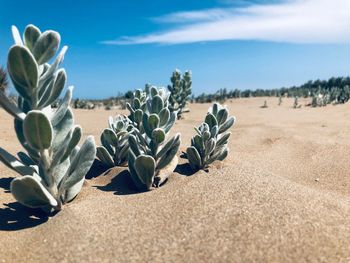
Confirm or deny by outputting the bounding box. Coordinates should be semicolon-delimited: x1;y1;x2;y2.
167;69;192;119
293;96;301;108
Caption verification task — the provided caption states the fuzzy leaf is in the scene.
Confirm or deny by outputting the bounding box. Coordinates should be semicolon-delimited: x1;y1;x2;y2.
97;146;115;167
157;134;180;170
216;132;231;147
33;30;60;65
159;108;170;127
212;103;219;116
23;110;53;150
163;112;176;134
117;144;130;164
62;136;96;190
14;119;40;161
205;113;218;129
59;125;82;164
152;128;165;144
0;147;37;176
0;91;26;120
151;95;164;114
11;25;23;45
103;129;119;146
63;177;84;203
51;108;74;153
192;135;204;156
135;155;155;190
148;114;159;131
39;69;66;107
186;146;202;170
128;151;146;190
8;45;38;98
219;117;235;134
205;138;216;156
11;176;57;208
24;24;41;51
51;86;73;127
134;109;143;123
128;134;141;156
217;109;228;126
217;148;228;161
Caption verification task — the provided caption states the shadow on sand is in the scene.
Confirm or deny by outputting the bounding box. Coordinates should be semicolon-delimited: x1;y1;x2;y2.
0;202;48;231
174;163;197;176
85;159;111;180
95;169;145;195
0;177;13;193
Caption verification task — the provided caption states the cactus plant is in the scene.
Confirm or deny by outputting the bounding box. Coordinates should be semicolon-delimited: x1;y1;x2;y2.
186;103;235;171
0;24;96;212
127;86;180;190
167;69;192;119
97;115;134;167
0;67;8;92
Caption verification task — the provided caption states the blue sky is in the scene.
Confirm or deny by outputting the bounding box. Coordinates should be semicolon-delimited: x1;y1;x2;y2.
1;0;350;99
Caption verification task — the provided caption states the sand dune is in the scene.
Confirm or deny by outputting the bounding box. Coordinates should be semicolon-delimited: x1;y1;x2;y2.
1;97;350;262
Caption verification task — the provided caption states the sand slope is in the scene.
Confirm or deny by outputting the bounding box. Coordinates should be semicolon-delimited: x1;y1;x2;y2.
1;97;350;262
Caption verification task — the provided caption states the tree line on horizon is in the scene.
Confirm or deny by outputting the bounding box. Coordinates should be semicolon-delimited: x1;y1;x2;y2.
193;76;350;105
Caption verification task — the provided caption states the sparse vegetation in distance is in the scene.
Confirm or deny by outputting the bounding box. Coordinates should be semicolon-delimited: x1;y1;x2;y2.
191;77;350;106
168;69;192;119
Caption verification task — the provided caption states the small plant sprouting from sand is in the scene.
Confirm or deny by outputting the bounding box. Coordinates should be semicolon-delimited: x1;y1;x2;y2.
261;100;268;108
97;115;134;167
293;96;301;108
0;24;96;213
127;86;181;190
278;95;282;106
186;103;235;171
167;69;192;119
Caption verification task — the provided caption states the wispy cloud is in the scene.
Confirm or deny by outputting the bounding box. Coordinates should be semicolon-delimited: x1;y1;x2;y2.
102;0;350;45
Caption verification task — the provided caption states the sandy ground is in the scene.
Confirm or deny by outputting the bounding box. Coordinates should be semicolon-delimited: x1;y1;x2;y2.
1;97;350;262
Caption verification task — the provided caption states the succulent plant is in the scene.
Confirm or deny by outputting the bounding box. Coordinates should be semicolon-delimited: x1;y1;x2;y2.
0;24;96;212
278;95;282;106
127;86;180;190
97;115;134;167
0;67;9;92
293;96;301;108
167;69;192;119
261;100;268;108
186;103;235;171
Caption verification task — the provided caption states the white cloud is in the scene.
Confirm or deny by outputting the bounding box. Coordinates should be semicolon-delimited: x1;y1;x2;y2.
102;0;350;45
